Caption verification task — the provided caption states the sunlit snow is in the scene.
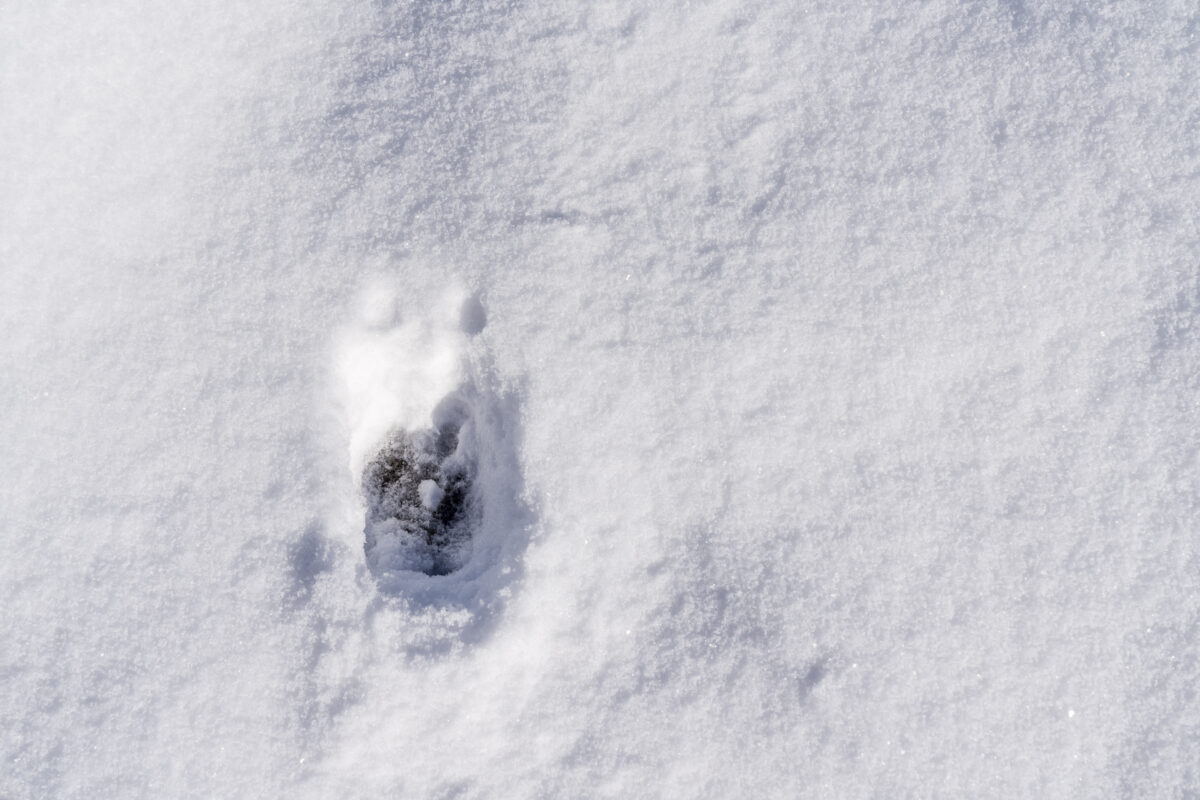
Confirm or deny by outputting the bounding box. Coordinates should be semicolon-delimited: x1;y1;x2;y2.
3;1;1200;797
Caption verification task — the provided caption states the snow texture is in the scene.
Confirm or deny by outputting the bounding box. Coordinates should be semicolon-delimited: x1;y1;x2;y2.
3;0;1200;797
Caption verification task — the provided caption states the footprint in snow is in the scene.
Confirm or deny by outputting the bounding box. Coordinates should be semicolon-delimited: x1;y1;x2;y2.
362;389;479;577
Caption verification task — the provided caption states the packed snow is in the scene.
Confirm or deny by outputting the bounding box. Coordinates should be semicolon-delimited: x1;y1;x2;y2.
3;0;1200;797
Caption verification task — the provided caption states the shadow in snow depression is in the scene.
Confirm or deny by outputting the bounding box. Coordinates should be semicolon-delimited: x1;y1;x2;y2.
358;294;532;623
364;380;532;628
363;390;478;578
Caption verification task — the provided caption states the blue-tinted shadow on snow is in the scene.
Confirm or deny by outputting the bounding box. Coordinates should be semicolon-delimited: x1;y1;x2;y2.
285;520;337;612
362;378;534;648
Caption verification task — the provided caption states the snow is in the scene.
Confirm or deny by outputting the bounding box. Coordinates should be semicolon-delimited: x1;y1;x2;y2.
419;480;444;510
4;0;1200;797
336;281;468;480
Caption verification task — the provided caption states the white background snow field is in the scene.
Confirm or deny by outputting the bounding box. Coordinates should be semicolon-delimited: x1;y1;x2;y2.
3;0;1200;797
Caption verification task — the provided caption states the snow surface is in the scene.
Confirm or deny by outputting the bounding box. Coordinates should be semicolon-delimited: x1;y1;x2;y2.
4;0;1200;797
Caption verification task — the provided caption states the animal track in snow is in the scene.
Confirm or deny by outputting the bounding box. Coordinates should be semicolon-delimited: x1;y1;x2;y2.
337;282;523;587
362;390;478;576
